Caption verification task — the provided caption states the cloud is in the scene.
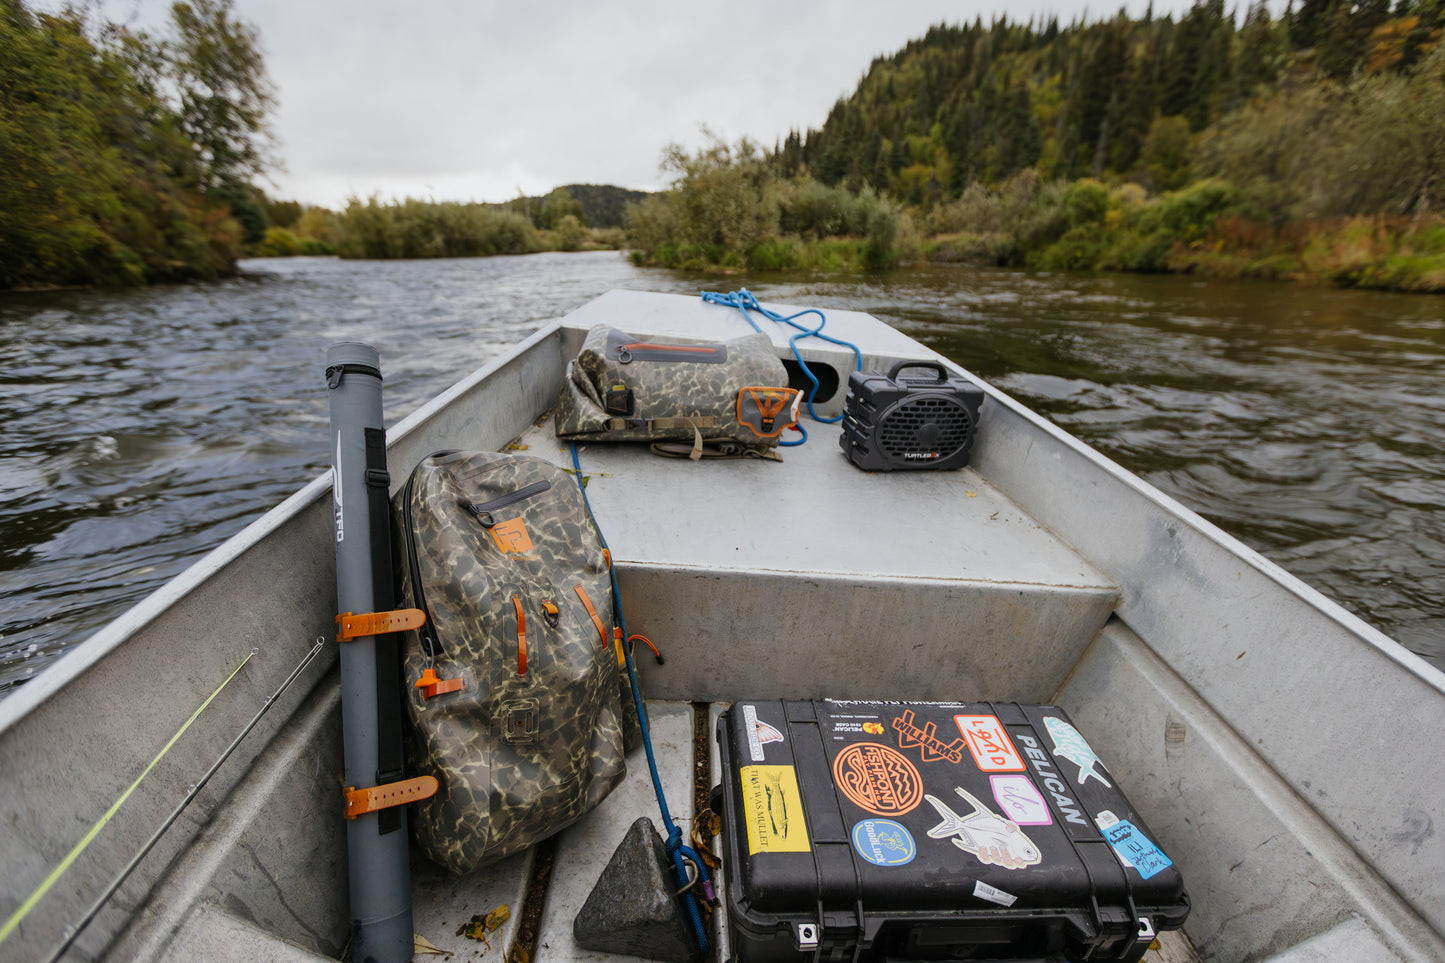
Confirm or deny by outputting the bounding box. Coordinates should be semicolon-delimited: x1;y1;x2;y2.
54;0;1248;207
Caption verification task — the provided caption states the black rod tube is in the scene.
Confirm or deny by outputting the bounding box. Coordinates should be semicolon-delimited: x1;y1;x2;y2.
326;343;413;963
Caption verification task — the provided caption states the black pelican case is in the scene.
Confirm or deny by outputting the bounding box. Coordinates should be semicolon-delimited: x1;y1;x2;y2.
715;701;1189;962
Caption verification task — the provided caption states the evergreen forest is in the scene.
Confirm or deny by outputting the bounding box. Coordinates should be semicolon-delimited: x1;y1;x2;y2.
629;0;1445;290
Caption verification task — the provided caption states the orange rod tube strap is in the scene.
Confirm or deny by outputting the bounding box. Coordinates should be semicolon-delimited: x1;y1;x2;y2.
335;608;426;642
344;776;438;819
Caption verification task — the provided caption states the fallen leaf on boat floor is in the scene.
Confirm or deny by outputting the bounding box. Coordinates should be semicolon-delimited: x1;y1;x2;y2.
457;904;511;945
413;933;449;956
966;490;978;497
507;443;530;451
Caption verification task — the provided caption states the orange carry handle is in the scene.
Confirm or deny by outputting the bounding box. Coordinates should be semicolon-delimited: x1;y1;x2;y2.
415;667;465;699
335;608;426;642
343;775;438;819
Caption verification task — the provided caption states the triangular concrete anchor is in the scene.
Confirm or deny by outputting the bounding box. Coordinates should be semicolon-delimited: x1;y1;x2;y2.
573;816;703;962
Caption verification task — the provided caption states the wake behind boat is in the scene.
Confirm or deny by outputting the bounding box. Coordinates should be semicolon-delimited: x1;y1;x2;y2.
0;291;1440;962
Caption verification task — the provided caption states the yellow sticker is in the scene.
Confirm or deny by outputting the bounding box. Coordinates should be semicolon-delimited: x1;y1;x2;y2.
740;765;810;855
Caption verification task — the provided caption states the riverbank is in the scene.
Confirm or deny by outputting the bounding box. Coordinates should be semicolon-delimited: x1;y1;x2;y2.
629;173;1445;293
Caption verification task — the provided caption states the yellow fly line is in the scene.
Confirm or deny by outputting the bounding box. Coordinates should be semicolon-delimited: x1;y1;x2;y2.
0;649;255;947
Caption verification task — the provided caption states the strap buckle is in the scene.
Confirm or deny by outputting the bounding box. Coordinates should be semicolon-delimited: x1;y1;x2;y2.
343;775;438;819
335;608;426;642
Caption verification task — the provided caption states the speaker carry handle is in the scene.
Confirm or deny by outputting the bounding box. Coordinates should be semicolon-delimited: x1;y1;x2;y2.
887;360;950;383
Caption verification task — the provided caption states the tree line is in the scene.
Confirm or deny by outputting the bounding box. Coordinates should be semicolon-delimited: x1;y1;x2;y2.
629;0;1445;290
256;185;637;260
0;0;273;289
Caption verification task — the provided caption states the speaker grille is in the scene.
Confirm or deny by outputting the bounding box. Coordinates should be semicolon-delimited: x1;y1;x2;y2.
879;397;974;460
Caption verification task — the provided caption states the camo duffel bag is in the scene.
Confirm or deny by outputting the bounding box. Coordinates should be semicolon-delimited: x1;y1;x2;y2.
392;449;636;873
554;325;801;459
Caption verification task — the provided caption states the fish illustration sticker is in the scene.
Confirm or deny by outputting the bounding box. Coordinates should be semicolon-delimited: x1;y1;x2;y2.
743;703;784;761
1043;716;1112;787
851;819;917;866
740;765;810;854
924;787;1042;870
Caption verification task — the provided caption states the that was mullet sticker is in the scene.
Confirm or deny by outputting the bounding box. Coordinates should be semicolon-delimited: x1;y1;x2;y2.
740;766;810;854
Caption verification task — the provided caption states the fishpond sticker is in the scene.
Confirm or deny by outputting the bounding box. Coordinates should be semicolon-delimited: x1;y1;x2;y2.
832;742;924;817
851;819;916;866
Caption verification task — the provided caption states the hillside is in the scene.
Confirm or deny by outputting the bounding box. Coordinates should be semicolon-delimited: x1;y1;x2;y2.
782;0;1443;219
626;0;1445;289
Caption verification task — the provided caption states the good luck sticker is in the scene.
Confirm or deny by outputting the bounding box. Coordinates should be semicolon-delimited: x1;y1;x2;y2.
851;819;916;866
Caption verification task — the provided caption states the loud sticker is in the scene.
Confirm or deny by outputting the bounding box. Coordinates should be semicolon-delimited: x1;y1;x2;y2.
955;715;1025;772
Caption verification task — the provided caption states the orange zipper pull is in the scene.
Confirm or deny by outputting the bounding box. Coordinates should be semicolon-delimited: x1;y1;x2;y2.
415;667;465;699
512;595;528;677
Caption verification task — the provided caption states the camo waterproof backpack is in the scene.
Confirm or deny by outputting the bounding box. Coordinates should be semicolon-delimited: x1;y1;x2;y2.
554;325;801;459
392;449;636;874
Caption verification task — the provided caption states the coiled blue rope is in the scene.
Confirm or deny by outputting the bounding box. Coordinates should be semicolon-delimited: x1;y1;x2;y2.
570;442;712;954
700;289;863;435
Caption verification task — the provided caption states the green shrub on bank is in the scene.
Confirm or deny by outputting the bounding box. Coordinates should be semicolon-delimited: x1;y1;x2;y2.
626;137;907;273
334;197;541;259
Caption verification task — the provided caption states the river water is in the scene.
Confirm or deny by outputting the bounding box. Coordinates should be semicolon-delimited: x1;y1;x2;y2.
2;251;1441;693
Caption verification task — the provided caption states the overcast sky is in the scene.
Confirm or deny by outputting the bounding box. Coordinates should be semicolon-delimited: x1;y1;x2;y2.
85;0;1236;208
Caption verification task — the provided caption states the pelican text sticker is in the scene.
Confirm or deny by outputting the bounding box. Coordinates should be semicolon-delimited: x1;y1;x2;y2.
828;716;886;740
1103;819;1173;879
489;517;534;554
989;774;1052;826
955;715;1026;772
740;766;810;854
893;710;967;764
851;819;917;866
831;742;924;817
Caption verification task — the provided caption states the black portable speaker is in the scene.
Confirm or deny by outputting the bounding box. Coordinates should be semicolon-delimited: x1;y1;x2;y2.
839;360;984;471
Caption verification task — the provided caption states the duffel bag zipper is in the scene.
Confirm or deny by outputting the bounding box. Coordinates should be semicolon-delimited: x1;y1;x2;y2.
466;479;551;525
615;341;722;363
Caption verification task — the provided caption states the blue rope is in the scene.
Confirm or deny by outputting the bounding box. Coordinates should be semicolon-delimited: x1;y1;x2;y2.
700;288;863;426
570;443;711;954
